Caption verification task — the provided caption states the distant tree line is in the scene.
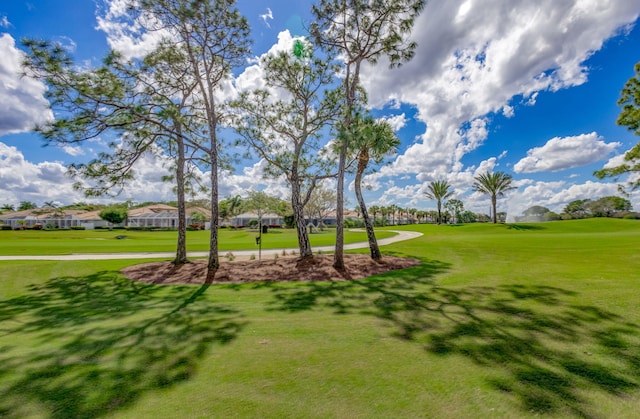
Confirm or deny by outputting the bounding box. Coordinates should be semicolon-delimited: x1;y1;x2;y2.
516;196;636;222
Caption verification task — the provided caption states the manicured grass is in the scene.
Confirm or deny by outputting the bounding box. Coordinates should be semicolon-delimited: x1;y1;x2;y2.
0;228;396;255
0;218;639;417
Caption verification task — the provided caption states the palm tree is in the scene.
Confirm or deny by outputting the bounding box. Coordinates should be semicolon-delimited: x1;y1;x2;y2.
472;171;515;223
389;204;398;225
228;195;242;217
351;116;400;260
380;206;388;226
408;207;417;224
424;180;453;224
370;205;380;226
43;200;64;217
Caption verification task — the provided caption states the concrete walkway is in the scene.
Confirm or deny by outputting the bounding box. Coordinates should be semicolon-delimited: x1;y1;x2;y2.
0;230;423;261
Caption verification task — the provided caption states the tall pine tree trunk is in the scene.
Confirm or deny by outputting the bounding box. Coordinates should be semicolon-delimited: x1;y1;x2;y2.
290;173;313;258
206;122;220;282
174;126;188;265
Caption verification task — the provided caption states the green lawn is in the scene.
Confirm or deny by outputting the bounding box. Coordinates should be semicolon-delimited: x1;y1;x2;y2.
0;218;639;418
0;228;396;255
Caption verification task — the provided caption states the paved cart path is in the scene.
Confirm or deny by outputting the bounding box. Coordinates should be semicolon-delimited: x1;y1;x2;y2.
0;230;423;261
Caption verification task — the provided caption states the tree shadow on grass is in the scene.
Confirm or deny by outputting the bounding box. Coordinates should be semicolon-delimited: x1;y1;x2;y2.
265;255;640;418
0;271;246;418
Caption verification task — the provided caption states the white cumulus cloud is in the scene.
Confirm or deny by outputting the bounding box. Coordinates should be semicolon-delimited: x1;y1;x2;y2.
360;0;639;183
513;132;620;173
260;8;274;27
0;142;79;205
96;0;168;59
379;114;408;131
0;34;52;136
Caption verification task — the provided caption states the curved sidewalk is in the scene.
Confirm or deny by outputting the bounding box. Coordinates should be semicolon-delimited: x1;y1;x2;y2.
0;230;423;261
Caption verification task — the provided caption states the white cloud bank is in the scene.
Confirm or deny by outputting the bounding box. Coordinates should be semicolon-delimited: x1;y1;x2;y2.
365;0;640;181
0;141;188;206
0;34;52;136
514;132;621;173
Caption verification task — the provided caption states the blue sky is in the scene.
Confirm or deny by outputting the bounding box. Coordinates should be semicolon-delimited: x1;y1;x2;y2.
1;0;639;218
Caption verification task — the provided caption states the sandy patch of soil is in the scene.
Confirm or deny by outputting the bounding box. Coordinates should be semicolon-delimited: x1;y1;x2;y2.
120;254;421;285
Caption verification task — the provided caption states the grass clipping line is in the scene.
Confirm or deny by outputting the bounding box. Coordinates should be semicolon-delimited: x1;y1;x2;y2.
121;254;421;284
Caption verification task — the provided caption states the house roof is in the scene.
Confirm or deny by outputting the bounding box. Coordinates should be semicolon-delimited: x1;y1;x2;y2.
0;209;35;220
75;210;103;221
0;209;87;220
233;212;283;219
128;204;178;217
186;207;210;218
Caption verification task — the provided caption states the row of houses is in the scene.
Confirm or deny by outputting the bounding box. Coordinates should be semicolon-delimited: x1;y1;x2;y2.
0;204;210;230
1;204;407;230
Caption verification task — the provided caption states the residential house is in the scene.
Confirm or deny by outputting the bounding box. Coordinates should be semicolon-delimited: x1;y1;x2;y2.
0;204;211;230
0;208;95;229
127;204;210;229
229;212;284;228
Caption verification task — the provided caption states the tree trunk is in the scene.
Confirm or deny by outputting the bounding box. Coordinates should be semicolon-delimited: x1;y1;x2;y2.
437;201;442;225
491;195;497;224
174;129;188;265
207;137;220;282
333;136;347;271
290;173;313;258
355;151;381;260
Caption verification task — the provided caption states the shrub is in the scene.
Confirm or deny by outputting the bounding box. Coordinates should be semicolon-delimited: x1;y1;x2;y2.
70;226;86;230
345;218;364;228
32;224;43;230
99;206;128;225
0;225;11;230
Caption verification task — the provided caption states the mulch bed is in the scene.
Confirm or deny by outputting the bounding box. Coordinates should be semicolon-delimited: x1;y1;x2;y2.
120;254;421;285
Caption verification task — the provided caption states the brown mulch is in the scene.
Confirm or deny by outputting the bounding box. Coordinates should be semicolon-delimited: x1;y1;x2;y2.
120;254;421;285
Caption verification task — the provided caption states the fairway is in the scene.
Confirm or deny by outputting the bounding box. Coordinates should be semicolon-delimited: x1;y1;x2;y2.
0;228;396;256
0;219;639;418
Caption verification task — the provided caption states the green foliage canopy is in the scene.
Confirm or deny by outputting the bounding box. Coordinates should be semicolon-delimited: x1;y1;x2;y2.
99;206;128;225
472;171;515;224
594;62;640;190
